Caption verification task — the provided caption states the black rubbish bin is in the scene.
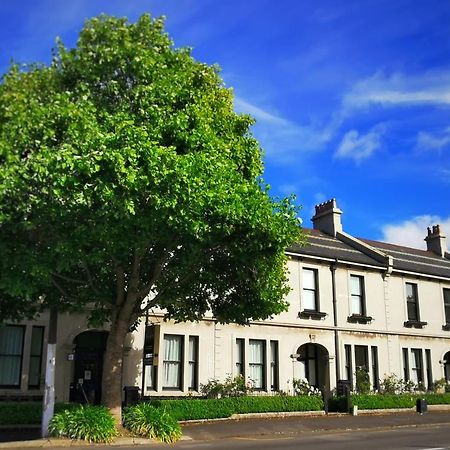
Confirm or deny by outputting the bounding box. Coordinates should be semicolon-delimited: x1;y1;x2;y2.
123;386;140;406
416;398;427;414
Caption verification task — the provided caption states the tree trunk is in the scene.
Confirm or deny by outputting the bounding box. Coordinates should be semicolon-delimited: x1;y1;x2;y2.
101;313;131;428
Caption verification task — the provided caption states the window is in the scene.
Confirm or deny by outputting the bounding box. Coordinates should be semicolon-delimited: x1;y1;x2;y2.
270;341;279;391
188;336;198;391
0;325;25;388
410;349;423;385
355;345;368;371
143;325;157;391
163;335;183;389
345;344;353;389
402;348;409;381
249;340;265;389
235;339;245;377
28;326;44;389
350;275;365;316
425;349;432;390
406;283;419;321
371;346;379;391
444;288;450;324
302;268;318;311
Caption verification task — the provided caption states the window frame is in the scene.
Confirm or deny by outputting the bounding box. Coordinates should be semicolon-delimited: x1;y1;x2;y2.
444;288;450;325
350;275;366;316
406;282;420;321
187;336;199;391
270;340;279;392
301;268;319;312
235;338;245;377
162;334;184;391
28;326;45;390
248;339;266;390
0;325;26;389
410;348;424;385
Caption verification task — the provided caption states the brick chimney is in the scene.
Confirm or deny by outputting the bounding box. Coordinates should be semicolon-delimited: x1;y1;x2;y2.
312;199;343;237
425;224;448;257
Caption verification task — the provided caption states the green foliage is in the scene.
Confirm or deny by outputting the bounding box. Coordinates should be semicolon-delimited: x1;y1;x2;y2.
0;402;77;425
49;405;117;443
355;368;371;394
149;395;323;421
123;403;182;443
200;374;254;398
422;393;450;404
351;394;416;409
292;378;321;396
379;373;417;394
348;393;450;410
0;13;302;325
151;398;234;420
432;378;448;393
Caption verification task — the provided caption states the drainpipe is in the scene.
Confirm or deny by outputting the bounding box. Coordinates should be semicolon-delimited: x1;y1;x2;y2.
330;260;340;383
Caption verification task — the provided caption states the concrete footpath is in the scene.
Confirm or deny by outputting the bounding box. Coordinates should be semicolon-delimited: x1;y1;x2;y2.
1;409;450;448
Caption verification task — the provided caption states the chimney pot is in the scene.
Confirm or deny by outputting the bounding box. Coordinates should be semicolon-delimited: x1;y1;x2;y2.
425;224;447;257
312;198;343;237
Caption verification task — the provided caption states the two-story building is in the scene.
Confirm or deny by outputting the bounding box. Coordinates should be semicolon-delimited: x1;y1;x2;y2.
1;199;450;402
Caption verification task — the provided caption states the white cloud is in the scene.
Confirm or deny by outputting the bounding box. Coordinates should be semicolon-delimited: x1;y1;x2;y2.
335;125;384;162
234;96;333;164
343;71;450;111
416;126;450;151
381;215;450;250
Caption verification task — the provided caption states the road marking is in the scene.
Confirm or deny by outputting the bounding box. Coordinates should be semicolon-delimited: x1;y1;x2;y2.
421;447;446;450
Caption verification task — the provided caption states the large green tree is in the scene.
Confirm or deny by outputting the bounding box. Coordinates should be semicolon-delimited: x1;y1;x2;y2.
0;15;302;424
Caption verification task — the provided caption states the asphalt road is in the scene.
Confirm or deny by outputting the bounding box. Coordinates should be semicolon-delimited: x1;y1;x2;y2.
2;411;450;449
20;424;450;450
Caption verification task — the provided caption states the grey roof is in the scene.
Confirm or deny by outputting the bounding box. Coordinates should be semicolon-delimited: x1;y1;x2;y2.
288;228;450;280
361;238;450;279
288;229;386;268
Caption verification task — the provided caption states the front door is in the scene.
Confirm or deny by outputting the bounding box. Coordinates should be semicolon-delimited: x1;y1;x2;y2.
70;331;108;404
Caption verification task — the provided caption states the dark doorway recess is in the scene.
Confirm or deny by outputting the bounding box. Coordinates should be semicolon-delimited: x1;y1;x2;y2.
70;330;108;405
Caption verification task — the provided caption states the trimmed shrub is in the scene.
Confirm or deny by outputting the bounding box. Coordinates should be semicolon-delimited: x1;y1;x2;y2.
123;403;182;443
351;394;416;409
0;402;77;425
225;395;323;414
147;395;323;421
422;393;450;405
0;402;42;425
49;405;117;443
152;398;234;421
349;393;450;410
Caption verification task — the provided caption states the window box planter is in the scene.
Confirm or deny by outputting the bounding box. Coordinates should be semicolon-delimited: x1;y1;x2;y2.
347;314;373;324
298;310;327;320
403;320;427;329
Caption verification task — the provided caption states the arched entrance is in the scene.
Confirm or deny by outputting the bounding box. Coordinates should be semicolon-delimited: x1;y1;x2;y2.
444;351;450;382
69;330;108;404
295;343;329;391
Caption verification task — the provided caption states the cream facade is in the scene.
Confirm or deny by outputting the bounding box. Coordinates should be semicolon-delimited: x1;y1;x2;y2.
1;199;450;402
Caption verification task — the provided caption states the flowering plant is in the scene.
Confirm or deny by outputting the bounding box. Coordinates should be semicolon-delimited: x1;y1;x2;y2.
292;378;321;396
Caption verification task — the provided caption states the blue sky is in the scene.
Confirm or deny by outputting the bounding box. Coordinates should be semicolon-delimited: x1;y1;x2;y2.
1;0;449;249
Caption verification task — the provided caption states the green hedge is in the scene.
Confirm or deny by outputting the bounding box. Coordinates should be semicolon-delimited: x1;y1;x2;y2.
331;393;450;411
0;402;77;425
150;395;324;421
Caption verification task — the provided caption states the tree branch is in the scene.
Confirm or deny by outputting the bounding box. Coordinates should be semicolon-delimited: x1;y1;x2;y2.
51;272;86;284
137;248;175;300
50;276;78;302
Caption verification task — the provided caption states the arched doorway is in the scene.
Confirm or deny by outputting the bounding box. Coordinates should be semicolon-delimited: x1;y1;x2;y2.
295;343;329;391
444;351;450;382
69;330;108;404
